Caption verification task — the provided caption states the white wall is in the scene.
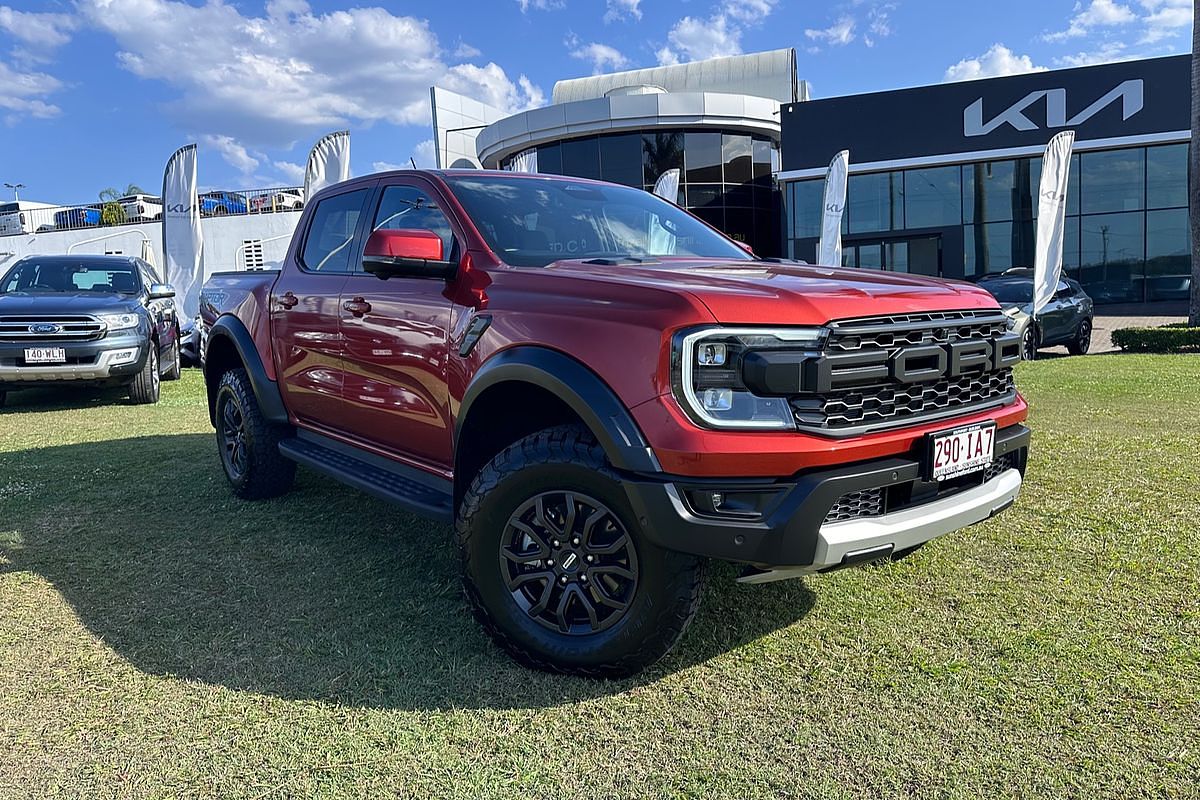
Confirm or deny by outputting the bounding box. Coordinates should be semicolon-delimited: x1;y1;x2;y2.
0;210;302;279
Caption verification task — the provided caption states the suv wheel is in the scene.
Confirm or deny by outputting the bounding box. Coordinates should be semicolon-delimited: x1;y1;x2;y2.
164;334;182;381
457;425;704;678
1021;326;1039;361
1067;319;1092;356
214;368;296;500
128;345;161;404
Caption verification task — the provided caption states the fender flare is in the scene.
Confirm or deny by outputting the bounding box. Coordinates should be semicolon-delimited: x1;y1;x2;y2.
204;315;289;426
456;347;660;474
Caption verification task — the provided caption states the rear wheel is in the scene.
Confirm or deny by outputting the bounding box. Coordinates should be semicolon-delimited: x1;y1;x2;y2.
1021;326;1039;361
1067;318;1092;356
214;368;295;499
457;425;704;678
128;345;160;404
163;334;182;381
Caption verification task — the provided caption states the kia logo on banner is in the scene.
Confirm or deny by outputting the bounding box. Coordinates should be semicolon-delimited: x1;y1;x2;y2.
964;80;1144;137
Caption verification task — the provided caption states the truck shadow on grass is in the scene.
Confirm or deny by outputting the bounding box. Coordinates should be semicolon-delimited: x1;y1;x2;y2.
0;433;815;711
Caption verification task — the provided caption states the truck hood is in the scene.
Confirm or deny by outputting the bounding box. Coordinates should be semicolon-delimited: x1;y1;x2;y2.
542;258;1000;323
0;292;140;315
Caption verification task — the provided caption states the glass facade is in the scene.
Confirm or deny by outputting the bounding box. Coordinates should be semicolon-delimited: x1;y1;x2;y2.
502;129;781;256
784;143;1190;304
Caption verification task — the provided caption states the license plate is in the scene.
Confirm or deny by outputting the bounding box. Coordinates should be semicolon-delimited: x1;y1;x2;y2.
928;422;996;481
24;347;66;364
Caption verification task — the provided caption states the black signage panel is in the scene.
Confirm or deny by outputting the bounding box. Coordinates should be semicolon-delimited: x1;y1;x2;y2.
781;54;1190;172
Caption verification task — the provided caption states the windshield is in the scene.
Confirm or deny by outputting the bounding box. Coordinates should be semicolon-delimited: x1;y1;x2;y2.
0;259;142;295
443;175;754;268
979;279;1033;305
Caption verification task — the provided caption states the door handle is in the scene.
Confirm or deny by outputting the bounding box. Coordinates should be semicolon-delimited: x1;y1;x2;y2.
343;297;372;317
278;291;299;309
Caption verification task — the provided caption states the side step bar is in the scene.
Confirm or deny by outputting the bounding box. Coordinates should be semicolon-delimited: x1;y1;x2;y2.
278;433;454;523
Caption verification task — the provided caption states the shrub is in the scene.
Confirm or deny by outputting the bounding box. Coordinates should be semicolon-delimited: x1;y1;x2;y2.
1111;326;1200;353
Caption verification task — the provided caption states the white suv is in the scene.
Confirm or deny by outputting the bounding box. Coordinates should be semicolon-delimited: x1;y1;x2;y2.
119;194;163;222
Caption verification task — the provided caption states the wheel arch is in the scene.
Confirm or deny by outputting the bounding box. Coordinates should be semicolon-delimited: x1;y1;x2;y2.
203;315;288;427
454;347;659;506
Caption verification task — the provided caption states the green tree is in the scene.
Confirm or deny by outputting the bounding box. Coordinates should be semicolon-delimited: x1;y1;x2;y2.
98;183;146;202
97;183;146;226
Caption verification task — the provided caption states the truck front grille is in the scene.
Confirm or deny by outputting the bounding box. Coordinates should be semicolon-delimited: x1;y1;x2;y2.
789;310;1018;435
0;315;105;342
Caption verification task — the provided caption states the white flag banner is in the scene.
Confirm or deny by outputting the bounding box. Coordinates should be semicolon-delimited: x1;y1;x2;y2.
162;143;204;318
1033;130;1076;315
652;168;681;203
650;169;682;254
506;149;538;173
817;150;849;267
304;130;351;200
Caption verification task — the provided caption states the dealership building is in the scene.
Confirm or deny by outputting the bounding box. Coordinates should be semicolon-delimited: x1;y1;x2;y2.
430;51;1190;307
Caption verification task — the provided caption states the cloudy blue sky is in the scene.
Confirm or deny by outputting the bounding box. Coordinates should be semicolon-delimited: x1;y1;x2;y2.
0;0;1192;203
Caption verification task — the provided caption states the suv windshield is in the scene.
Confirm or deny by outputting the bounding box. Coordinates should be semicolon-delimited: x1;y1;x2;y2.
979;279;1033;305
0;259;142;295
443;174;754;268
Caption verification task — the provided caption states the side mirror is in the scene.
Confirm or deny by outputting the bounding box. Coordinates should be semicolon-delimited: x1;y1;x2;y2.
363;229;456;280
148;282;175;299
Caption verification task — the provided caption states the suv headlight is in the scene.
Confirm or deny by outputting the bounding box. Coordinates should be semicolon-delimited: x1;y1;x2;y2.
671;326;826;430
100;312;140;331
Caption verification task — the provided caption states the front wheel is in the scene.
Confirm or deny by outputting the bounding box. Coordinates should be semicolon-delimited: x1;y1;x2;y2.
128;345;160;404
163;334;182;381
457;425;704;678
214;368;296;500
1067;319;1093;356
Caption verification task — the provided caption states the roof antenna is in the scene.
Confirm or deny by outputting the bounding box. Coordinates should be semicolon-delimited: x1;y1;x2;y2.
410;157;417;169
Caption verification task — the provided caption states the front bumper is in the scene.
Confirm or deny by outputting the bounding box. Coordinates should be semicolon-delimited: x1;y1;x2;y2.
622;423;1030;574
0;334;147;386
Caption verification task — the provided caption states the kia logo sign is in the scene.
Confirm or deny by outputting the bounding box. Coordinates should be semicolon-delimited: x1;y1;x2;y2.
825;203;843;213
964;79;1144;137
165;203;194;214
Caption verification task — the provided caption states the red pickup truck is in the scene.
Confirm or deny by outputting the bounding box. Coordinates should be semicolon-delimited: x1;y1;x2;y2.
200;170;1029;677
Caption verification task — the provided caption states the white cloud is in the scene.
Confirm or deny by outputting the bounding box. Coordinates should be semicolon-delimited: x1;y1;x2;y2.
77;0;542;147
723;0;776;23
0;6;79;49
1138;0;1192;42
453;40;481;59
202;134;261;174
517;0;564;11
372;160;406;172
570;42;630;73
1045;0;1137;41
944;44;1048;82
412;138;436;168
658;15;742;64
0;60;64;122
1054;41;1132;66
272;160;305;183
604;0;642;23
805;16;856;46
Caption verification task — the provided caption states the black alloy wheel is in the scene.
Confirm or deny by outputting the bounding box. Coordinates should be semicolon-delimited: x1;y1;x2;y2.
218;393;249;483
500;491;639;635
1068;319;1093;356
1021;326;1038;361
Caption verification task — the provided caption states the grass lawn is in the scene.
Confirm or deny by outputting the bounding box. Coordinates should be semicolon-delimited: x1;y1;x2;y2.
1;356;1197;798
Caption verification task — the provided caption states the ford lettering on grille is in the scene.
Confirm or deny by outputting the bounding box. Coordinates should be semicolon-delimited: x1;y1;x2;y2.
29;322;63;335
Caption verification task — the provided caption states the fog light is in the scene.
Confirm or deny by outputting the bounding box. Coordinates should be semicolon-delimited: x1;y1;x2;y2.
701;387;733;411
108;348;138;365
697;342;727;366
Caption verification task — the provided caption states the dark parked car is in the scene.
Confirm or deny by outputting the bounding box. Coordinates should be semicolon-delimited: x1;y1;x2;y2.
976;268;1094;359
0;255;182;406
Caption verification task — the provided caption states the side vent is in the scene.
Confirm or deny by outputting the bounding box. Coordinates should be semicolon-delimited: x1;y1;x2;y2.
242;239;265;270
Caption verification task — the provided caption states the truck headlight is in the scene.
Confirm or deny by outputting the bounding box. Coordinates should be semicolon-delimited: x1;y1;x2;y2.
671;326;826;430
100;313;140;331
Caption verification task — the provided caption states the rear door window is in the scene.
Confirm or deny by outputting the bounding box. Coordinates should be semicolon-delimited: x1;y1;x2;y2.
300;189;369;273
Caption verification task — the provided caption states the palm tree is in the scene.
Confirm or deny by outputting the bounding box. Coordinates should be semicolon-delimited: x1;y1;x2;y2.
1191;2;1199;325
98;183;146;202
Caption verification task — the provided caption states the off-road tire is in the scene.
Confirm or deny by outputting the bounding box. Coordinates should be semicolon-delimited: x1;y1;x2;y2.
163;333;183;381
128;344;161;404
457;424;704;678
214;367;295;500
1067;318;1092;356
